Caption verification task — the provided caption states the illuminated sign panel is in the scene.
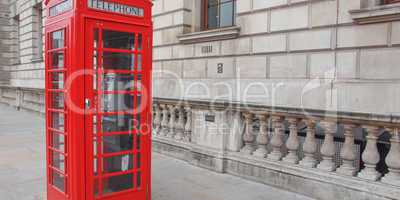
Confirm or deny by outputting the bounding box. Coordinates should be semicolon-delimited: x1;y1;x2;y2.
88;0;144;17
49;0;72;16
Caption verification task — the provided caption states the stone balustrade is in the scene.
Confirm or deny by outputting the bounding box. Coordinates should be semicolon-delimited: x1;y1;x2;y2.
152;98;400;200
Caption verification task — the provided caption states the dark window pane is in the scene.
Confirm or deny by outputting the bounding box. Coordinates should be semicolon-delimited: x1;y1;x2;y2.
103;52;134;70
136;134;141;150
102;94;134;112
103;30;135;50
51;30;64;49
102;74;134;91
51;92;64;109
136;172;141;187
102;173;133;194
51;72;64;89
52;151;65;172
52;133;65;152
101;115;134;133
207;4;219;29
103;154;133;173
103;134;133;153
52;52;64;68
52;171;65;192
136;153;141;168
51;112;65;131
137;33;143;51
137;54;142;71
220;0;234;27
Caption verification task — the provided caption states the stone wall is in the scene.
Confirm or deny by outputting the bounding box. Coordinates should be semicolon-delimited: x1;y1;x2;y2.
152;0;400;116
0;0;12;85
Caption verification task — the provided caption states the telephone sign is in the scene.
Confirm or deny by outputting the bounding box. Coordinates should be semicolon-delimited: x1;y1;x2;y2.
44;0;153;200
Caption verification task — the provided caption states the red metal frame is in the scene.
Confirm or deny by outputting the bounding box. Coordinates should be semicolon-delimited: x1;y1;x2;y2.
44;0;152;200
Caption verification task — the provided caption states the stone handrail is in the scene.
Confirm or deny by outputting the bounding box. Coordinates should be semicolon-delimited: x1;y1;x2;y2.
152;97;400;188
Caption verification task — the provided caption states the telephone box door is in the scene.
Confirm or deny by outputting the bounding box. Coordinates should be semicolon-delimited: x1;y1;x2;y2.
84;19;151;200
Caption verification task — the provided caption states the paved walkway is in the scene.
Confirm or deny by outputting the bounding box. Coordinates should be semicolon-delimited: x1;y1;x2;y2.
0;104;314;200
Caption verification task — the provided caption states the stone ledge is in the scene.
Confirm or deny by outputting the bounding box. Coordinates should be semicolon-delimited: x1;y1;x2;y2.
350;3;400;24
177;26;240;44
152;139;400;200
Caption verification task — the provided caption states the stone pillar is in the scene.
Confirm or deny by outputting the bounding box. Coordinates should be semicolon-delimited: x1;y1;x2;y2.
167;105;177;138
240;112;255;155
318;121;337;172
337;123;357;176
174;106;185;140
381;127;400;186
253;114;269;158
160;104;169;137
358;125;382;181
299;119;318;168
268;115;285;161
153;103;161;135
282;117;300;164
184;106;192;142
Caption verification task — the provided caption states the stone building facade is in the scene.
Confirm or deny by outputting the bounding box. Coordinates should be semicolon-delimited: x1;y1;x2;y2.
1;0;400;199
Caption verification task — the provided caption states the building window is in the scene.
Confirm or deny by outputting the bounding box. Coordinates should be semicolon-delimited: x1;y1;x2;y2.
384;0;400;4
34;3;44;60
12;15;20;65
202;0;236;30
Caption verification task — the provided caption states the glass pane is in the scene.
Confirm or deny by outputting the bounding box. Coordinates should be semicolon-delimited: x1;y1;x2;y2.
103;154;133;173
102;115;134;133
102;173;133;194
136;75;142;91
103;30;135;50
103;134;133;153
136;172;141;188
136;153;141;168
51;112;65;131
52;133;65;152
102;74;134;91
136;134;141;150
52;151;65;172
137;54;142;71
137;34;142;51
51;92;64;109
52;52;65;68
207;1;219;29
220;0;234;27
103;52;134;70
52;171;65;192
51;72;64;89
102;94;134;112
52;30;64;49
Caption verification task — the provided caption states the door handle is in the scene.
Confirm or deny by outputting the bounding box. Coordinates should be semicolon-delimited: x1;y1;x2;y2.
85;98;91;109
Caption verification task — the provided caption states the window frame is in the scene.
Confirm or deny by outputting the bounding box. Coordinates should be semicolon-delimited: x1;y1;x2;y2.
384;0;400;4
201;0;236;31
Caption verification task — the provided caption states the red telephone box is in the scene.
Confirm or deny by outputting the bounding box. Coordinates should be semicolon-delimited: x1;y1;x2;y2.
44;0;152;199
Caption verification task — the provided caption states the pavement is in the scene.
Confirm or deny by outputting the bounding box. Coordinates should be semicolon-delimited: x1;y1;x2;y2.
0;103;314;200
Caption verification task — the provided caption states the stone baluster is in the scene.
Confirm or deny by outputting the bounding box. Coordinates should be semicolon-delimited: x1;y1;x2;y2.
253;114;269;158
358;125;382;181
299;119;318;168
153;103;161;135
174;106;185;140
184;106;192;142
337;123;357;176
240;112;255;155
381;127;400;186
317;121;337;172
268;115;285;161
160;104;169;137
167;105;177;138
282;117;300;164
